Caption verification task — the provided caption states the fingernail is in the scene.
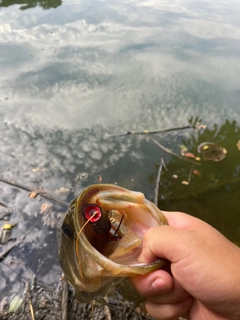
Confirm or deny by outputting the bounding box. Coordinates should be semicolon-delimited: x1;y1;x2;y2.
151;278;167;291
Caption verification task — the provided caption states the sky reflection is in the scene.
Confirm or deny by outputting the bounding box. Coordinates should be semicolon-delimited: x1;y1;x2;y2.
0;0;240;131
0;0;240;300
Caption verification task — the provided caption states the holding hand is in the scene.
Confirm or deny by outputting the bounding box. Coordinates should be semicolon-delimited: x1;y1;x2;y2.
131;211;240;320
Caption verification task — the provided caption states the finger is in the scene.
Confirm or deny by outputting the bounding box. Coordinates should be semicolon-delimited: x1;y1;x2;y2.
137;211;205;265
130;269;173;296
161;210;198;229
145;296;193;320
137;210;209;265
137;225;195;264
131;271;189;304
148;278;190;304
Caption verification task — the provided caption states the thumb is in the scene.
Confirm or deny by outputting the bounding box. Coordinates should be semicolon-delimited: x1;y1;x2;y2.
138;225;191;264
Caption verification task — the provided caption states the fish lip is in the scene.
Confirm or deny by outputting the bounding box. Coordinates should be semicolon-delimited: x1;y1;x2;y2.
128;258;165;267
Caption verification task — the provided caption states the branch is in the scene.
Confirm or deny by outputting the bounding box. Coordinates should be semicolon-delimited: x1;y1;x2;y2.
154;158;165;206
110;125;192;138
0;176;69;208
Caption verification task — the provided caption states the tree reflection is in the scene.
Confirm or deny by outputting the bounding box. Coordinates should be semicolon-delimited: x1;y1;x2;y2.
0;0;62;10
152;119;240;242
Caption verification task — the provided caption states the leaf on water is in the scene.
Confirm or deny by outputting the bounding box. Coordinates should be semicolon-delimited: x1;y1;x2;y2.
181;181;189;185
179;145;188;154
3;223;12;230
40;203;53;214
179;145;187;150
197;142;226;161
97;175;102;182
32;167;46;172
195;122;207;130
29;191;38;198
9;295;23;313
179;145;196;159
183;152;196;159
54;187;71;194
237;140;240;150
192;170;201;178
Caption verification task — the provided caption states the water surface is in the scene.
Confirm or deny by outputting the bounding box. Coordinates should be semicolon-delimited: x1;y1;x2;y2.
0;0;240;303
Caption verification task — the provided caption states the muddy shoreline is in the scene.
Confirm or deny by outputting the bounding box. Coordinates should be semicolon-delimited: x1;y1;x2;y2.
0;276;154;320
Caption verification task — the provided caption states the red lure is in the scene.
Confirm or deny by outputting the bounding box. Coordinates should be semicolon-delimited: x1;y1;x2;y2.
83;204;111;235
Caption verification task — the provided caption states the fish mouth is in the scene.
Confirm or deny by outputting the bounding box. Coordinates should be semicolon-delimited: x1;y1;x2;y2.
79;206;142;265
77;186;167;265
59;184;167;295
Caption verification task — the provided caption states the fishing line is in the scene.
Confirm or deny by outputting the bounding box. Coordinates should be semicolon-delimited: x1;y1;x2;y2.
75;211;98;276
75;211;99;305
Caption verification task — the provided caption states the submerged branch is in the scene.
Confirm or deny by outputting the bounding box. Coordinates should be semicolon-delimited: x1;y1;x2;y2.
0;176;69;208
150;138;182;159
150;138;201;165
154;158;165;206
0;240;19;262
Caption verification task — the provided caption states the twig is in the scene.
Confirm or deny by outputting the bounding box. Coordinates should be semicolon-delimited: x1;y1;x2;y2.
61;276;68;320
0;240;19;261
0;176;69;208
103;296;112;320
26;282;35;320
154;158;165;206
150;138;182;159
187;165;193;183
150;138;201;165
110;125;192;138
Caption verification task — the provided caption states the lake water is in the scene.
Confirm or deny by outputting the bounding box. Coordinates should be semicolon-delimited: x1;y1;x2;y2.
0;0;240;305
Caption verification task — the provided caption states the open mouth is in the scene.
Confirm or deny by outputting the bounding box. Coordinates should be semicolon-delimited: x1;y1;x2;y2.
81;203;151;265
75;185;167;266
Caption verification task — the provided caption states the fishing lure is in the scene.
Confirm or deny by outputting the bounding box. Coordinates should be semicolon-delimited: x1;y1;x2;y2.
83;204;111;235
83;204;124;241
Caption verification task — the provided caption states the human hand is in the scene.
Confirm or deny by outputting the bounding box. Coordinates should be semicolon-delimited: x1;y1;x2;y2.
131;211;240;320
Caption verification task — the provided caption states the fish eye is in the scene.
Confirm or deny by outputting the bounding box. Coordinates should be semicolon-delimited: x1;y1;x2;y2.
62;224;73;237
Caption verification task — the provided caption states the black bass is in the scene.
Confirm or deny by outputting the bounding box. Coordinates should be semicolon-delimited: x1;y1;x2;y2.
58;184;168;300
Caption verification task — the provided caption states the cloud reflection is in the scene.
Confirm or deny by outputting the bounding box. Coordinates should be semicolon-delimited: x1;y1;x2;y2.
0;119;152;296
1;0;240;305
0;0;240;132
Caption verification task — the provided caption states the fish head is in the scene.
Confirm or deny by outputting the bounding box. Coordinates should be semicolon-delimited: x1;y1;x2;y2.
58;184;168;299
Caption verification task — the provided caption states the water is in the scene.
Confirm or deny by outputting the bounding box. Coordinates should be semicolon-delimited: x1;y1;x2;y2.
0;0;240;302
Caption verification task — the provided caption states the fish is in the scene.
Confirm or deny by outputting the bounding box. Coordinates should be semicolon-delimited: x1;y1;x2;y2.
58;184;168;301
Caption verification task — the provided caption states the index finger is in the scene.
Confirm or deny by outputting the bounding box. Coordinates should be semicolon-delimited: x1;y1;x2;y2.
161;211;200;229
